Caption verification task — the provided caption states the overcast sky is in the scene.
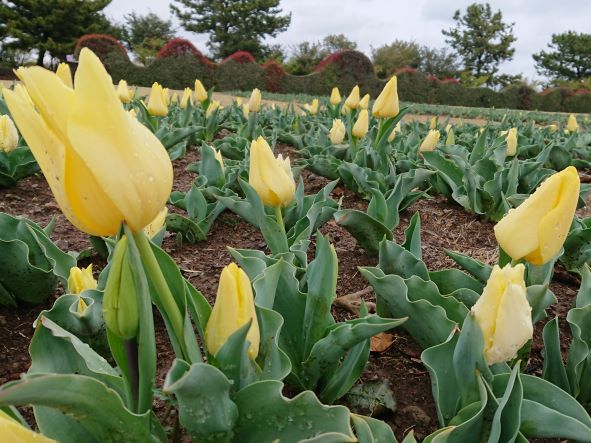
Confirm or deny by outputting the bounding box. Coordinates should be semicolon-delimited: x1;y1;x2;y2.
105;0;591;81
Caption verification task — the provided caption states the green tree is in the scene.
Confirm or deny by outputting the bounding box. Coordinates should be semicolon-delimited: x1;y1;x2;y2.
322;33;357;53
419;46;459;78
0;0;112;65
442;2;516;85
533;31;591;81
123;12;176;64
170;0;291;60
371;40;421;77
286;34;358;75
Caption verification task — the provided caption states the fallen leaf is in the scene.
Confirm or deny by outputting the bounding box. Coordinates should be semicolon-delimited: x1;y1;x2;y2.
371;332;395;353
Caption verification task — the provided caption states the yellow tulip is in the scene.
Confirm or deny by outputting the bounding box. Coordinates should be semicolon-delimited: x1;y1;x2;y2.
359;93;370;110
147;82;168;116
68;264;97;294
205;263;260;359
213;148;224;171
472;263;532;365
4;48;173;236
180;87;193;109
0;410;57;443
494;166;580;265
344;85;360;109
429;116;437;130
387;122;401;142
546;123;558;132
352;109;369;139
445;123;452;133
445;128;455;146
13;84;34;108
329;118;346;144
206;100;220;118
330;87;341;105
419;129;440;152
0;115;19;152
242;103;250;119
235;97;242;106
143;206;168;238
116;79;133;103
506;127;517;156
372;75;399;118
170;92;179;104
194;79;208;102
248;88;262;112
567;113;578;132
304;98;319;115
162;87;170;106
249;136;295;207
56;62;73;88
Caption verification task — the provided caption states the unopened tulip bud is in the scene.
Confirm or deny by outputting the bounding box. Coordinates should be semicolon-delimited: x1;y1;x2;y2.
352;109;369;138
359;94;370;110
0;115;19;152
329;118;346;144
116;79;133;103
206;100;220;118
387;122;401;142
248;88;262;112
330;87;341;105
194;79;208;103
566;113;578;132
445;128;455;146
304;98;319;115
506;128;517;156
345;85;360;109
147;82;168;116
429;116;437;130
372;76;399;118
213;148;224;171
68;264;97;314
180;87;193;109
419;129;440;152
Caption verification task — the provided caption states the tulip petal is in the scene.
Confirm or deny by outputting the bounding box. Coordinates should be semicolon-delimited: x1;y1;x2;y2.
206;264;241;355
67;49;173;233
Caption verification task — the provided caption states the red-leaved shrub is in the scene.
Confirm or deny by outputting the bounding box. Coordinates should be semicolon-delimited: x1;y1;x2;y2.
262;60;286;92
221;51;256;64
74;34;127;60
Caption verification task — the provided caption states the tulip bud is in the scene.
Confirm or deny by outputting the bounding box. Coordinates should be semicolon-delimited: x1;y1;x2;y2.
147;82;168;116
358;93;370;110
235;97;242;106
206;100;220;118
344;85;360;109
566;113;578;132
506;127;517;156
68;264;97;294
387;122;401;142
213;148;225;171
205;263;260;359
249;136;295;208
102;236;139;339
143;207;168;238
194;79;208;103
419;129;440;152
0;410;57;442
56;63;73;88
116;79;133;103
180;87;193;109
330;87;341;105
494;166;580;265
162;88;170;106
472;263;532;365
242;103;250;119
372;76;399;118
304;98;319;115
0;115;19;152
329;118;346;144
445;128;455;146
429;116;437;130
352;109;369;139
445;123;452;133
248;88;262;112
546;123;558;132
170;92;179;104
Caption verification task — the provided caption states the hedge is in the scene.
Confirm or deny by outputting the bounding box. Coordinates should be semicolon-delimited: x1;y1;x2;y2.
78;34;591;113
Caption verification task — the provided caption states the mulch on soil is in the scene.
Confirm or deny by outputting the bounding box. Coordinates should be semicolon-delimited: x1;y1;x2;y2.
0;145;587;441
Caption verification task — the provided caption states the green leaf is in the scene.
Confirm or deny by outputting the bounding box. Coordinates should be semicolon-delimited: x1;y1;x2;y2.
351;414;397;443
334;209;392;255
541;317;570;393
486;363;523;443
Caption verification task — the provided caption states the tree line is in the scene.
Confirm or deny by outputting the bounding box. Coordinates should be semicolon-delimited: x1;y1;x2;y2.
0;0;589;89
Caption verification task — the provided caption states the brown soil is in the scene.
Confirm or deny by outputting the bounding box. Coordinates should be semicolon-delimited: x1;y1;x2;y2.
0;144;586;441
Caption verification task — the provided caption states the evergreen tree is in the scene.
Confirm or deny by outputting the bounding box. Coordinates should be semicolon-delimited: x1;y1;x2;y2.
533;31;591;81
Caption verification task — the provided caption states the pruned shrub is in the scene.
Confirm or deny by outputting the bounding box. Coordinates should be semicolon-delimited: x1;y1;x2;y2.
156;38;212;66
262;60;286;93
74;34;127;61
215;59;264;91
221;50;256;65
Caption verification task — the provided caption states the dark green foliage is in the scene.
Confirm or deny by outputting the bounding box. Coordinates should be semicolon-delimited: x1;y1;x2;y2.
533;31;591;81
215;60;265;91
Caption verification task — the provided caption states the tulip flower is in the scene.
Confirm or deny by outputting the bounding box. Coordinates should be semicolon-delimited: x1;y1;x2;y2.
235;97;242;106
0;410;57;442
567;113;578;132
147;82;168;116
206;263;260;359
213;148;225;171
248;88;262;112
387;122;401;142
429;116;437;130
143;207;168;238
372;75;399;118
506;127;517;156
472;263;532;365
330;87;341;105
194;79;208;103
180;87;193;109
344;85;360;109
206;100;220;118
419;129;440;152
242;103;250;119
170;92;179;104
352;109;369;139
162;88;171;106
249;136;295;208
494;166;580;265
4;49;173;236
68;264;97;294
329;118;346;144
546;124;558;132
116;79;133;103
358;93;370;110
445;128;455;146
445;123;452;133
304;98;319;115
0;115;19;152
56;62;73;88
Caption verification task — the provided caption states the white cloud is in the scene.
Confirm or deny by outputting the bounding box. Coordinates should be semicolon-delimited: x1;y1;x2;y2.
105;0;591;80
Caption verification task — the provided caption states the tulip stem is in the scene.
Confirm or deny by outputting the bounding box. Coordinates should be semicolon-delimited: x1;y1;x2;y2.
134;231;186;358
124;338;139;410
274;206;286;237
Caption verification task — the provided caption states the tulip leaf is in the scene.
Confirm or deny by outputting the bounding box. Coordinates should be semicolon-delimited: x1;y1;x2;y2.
232;380;356;442
486;363;523;443
402;212;422;259
351;414;396;443
526;284;556;323
445;250;492;284
541;317;570;393
255;305;292;382
334;209;392;255
377;238;429;280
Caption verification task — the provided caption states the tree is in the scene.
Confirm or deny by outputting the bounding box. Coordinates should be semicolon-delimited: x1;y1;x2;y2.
123;12;176;64
442;2;516;85
371;40;421;77
170;0;291;60
419;46;459;78
322;33;357;53
533;31;591;81
285;34;358;75
0;0;112;65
